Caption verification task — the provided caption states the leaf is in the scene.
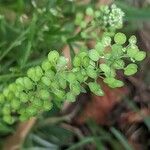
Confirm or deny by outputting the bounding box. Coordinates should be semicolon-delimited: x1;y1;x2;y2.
124;64;138;76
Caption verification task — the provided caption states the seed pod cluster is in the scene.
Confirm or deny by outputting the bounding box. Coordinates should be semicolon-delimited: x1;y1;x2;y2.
0;33;146;124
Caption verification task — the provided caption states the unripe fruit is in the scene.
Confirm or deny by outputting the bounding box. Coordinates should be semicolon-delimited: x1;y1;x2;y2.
42;59;52;71
48;50;59;64
39;89;50;99
114;32;126;45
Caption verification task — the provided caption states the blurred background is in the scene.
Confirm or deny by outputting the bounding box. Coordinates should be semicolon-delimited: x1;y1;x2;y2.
0;0;150;150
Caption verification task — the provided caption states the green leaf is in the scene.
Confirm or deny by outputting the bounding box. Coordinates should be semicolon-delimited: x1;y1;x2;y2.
89;49;100;61
124;64;138;76
134;51;146;61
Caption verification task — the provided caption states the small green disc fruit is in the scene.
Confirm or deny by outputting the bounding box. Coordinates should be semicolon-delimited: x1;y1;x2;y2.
114;32;127;45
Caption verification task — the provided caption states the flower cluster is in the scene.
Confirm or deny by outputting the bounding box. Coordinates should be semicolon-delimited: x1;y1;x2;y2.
98;4;125;30
75;4;124;34
0;32;146;124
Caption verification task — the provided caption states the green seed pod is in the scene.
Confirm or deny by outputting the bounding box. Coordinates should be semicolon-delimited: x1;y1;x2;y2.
124;63;138;76
45;70;55;79
95;42;104;55
134;51;146;61
114;32;126;45
39;89;50;100
89;49;100;61
35;66;43;79
111;44;123;58
41;76;51;86
75;71;85;83
75;13;84;25
27;67;36;81
80;21;87;29
73;56;81;67
127;47;139;58
3;115;14;124
42;59;52;71
70;82;81;95
48;50;59;64
51;80;60;90
67;72;76;83
11;99;21;110
19;113;29;122
129;35;137;44
58;76;67;89
66;92;76;102
82;57;90;68
26;106;37;116
16;77;24;87
0;94;5;103
104;77;124;88
39;90;50;99
54;90;65;100
19;92;29;103
27;66;43;82
33;99;43;108
23;77;34;90
3;88;10;98
2;104;11;115
8;83;17;93
56;56;68;69
43;100;53;111
102;36;111;46
88;82;104;96
86;7;94;16
113;59;125;69
86;67;97;79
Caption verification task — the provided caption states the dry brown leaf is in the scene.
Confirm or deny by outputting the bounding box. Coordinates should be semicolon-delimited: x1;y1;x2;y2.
76;80;128;125
120;109;150;124
4;118;36;150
